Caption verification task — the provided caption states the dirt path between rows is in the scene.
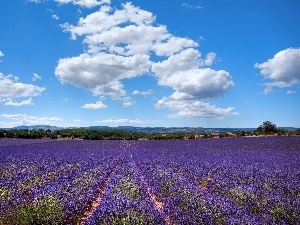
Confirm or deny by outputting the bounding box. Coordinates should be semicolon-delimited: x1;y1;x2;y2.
131;158;175;225
77;155;125;225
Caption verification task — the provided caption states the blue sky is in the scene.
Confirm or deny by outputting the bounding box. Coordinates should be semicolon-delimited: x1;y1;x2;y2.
0;0;299;128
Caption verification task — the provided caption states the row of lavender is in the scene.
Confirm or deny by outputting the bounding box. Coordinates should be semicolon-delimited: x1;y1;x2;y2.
0;139;125;224
133;137;300;224
1;137;300;224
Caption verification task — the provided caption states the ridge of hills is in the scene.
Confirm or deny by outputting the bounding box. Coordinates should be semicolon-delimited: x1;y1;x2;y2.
1;125;298;133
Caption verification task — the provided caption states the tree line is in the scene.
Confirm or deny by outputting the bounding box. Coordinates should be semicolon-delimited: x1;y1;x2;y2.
0;128;195;140
0;121;299;140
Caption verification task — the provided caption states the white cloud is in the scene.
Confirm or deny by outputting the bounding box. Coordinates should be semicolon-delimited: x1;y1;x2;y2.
0;73;45;99
55;53;150;103
55;1;235;115
204;52;217;66
46;8;60;20
156;98;238;119
54;0;110;8
27;0;42;3
182;3;203;10
0;114;63;128
132;90;140;95
0;51;4;62
84;24;170;55
52;14;59;20
4;98;34;107
56;53;150;90
151;46;234;118
286;90;296;95
152;49;234;100
255;47;300;93
61;3;155;40
81;100;108;109
116;96;133;107
151;36;198;57
152;48;218;76
96;118;153;124
56;2;198;103
165;69;233;100
152;48;201;76
32;73;42;82
132;89;152;96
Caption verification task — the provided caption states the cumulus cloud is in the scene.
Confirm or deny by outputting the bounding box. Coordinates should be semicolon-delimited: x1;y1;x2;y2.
4;98;34;107
0;114;63;128
156;98;238;119
255;47;300;93
56;3;200;105
55;2;236;118
56;53;150;96
151;36;198;56
152;48;218;76
151;43;235;118
152;48;200;75
163;69;233;100
61;3;155;40
55;52;147;106
0;73;45;102
54;0;110;8
81;100;107;109
152;49;233;100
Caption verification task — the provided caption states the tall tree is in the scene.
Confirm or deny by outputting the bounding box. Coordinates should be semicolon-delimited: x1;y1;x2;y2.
256;121;278;134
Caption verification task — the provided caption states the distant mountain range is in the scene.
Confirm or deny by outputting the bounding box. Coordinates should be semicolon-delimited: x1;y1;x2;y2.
89;126;257;133
0;125;298;133
2;125;62;131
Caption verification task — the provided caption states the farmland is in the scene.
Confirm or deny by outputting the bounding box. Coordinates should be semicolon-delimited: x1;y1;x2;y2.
0;137;299;224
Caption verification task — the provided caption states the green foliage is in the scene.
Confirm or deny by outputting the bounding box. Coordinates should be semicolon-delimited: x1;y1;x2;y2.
269;204;287;224
0;187;11;202
0;129;5;138
255;121;278;134
99;209;154;225
199;176;212;191
0;128;198;140
1;124;299;140
112;180;141;201
1;194;65;225
294;129;300;135
159;178;177;197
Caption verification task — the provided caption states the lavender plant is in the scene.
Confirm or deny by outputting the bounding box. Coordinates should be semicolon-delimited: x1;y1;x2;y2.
0;137;299;224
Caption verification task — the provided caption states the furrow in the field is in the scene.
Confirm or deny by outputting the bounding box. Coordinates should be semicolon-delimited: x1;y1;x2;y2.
77;155;125;225
132;157;175;225
147;190;173;225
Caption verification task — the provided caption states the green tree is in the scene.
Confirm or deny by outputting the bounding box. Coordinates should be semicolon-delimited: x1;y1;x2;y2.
0;129;5;138
256;121;278;134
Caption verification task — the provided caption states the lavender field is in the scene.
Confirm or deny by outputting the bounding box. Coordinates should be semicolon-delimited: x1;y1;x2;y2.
0;137;299;225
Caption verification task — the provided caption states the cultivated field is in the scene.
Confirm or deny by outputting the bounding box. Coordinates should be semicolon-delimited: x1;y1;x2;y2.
0;137;299;224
